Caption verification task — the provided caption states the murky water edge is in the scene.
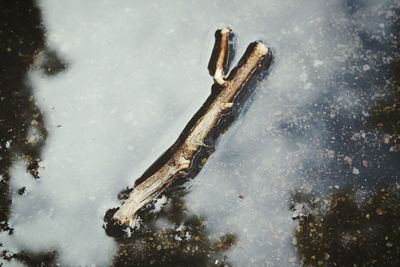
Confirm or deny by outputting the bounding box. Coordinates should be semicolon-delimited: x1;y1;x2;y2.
1;0;400;266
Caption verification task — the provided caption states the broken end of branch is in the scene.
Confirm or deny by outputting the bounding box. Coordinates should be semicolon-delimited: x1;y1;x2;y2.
208;27;233;85
254;41;269;56
111;202;139;228
103;207;135;238
226;41;271;83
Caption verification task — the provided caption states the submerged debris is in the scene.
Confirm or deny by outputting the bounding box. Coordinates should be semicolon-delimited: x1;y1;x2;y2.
17;187;26;195
112;193;235;267
291;203;310;221
292;185;400;267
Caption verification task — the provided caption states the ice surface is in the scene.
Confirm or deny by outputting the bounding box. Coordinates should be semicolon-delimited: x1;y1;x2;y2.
1;0;398;266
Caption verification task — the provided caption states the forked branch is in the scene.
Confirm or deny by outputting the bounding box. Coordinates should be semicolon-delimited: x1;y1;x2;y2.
106;27;272;230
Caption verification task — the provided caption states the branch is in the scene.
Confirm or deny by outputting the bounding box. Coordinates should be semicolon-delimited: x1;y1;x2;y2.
208;27;232;85
106;27;272;229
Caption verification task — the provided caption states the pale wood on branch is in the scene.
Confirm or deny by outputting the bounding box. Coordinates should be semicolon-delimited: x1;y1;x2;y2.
109;27;272;228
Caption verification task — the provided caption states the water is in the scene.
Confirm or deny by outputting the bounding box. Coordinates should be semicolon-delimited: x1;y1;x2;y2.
0;0;399;266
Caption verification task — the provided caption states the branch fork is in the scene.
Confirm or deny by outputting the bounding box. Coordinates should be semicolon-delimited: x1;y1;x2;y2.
106;27;272;230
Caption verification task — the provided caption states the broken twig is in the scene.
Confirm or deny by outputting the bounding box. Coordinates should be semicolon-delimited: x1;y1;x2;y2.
106;27;272;230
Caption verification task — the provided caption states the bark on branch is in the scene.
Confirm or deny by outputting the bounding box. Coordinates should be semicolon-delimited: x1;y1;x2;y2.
106;28;272;230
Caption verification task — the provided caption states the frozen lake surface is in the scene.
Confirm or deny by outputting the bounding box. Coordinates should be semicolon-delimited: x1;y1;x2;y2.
1;0;399;266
